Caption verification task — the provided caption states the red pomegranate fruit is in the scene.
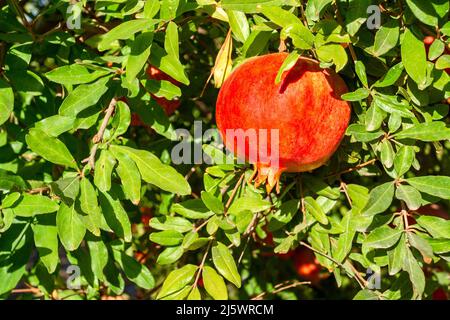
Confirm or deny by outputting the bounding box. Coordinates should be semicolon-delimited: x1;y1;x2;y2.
146;65;181;115
294;247;322;283
216;53;351;192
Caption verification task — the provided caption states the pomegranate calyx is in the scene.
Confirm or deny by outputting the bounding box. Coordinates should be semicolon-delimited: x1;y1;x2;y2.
252;164;285;194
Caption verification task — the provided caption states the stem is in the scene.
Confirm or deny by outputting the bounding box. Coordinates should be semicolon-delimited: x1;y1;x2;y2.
82;98;117;169
251;280;311;300
192;240;213;289
224;171;246;215
326;159;377;178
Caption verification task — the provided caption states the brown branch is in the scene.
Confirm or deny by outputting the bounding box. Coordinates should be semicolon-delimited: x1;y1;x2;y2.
192;240;213;289
251;280;311;300
326;159;377;178
224;171;246;215
82;97;117;169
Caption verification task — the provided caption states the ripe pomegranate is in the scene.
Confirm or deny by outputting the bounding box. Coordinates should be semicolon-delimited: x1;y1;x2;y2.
146;65;181;115
216;53;351;192
293;247;322;283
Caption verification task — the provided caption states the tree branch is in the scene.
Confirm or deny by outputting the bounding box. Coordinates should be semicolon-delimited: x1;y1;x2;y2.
82;97;117;169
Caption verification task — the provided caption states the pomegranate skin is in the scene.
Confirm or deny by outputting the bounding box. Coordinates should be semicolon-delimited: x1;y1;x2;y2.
216;53;351;192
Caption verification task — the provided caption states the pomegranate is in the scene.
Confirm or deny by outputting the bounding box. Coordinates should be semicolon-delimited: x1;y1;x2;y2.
216;53;351;192
146;65;181;115
293;247;322;283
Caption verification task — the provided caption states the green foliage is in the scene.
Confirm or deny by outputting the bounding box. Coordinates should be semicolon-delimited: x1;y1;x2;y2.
0;0;449;301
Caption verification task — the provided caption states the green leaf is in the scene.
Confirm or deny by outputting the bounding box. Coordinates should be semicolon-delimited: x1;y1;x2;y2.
407;233;433;263
164;21;179;58
0;78;14;126
150;230;184;246
305;0;333;22
201;191;224;214
345;0;371;36
35;115;75;137
355;60;368;88
373;19;399;57
126;31;154;83
150;43;190;85
79;177;102;236
228;197;271;215
394;122;450;141
353;289;380;300
110;100;131;140
394;146;415;177
32;214;59;273
346;124;384;142
211;242;241;288
441;21;450;36
187;287;201;300
334;211;357;263
373;94;414;118
395;185;422;211
362;182;395;216
401;28;428;89
118;252;155;290
172;199;214;219
427;238;450;254
362;226;403;255
86;235;109;282
405;0;439;27
373;62;404;88
388;234;407;275
26;128;78;169
317;43;348;72
304;196;328;225
275;51;300;84
156;264;197;299
58;76;111;117
94;149;116;192
203;266;228;300
379;139;394;168
109;145;191;195
416;215;450;238
435;55;450;70
268;199;299;231
10;194;59;217
45;64;109;85
228;10;250;43
98;19;156;51
149;216;193;233
403;247;425;298
365;104;384;132
99;191;132;242
406;176;450;200
111;148;141;205
157;245;184;265
56;202;86;251
221;0;297;13
428;39;445;61
142;79;181;99
341;88;370;101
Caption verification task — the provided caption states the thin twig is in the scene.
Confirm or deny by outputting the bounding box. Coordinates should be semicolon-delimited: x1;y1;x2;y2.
326;159;377;178
192;241;213;289
224;171;246;215
82;98;117;169
251;280;311;300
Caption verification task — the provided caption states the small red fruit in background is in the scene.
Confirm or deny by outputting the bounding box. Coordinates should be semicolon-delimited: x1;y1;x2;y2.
432;287;448;300
106;61;113;68
134;251;147;264
294;247;322;283
423;36;435;46
216;53;351;193
140;206;153;228
146;65;181;115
